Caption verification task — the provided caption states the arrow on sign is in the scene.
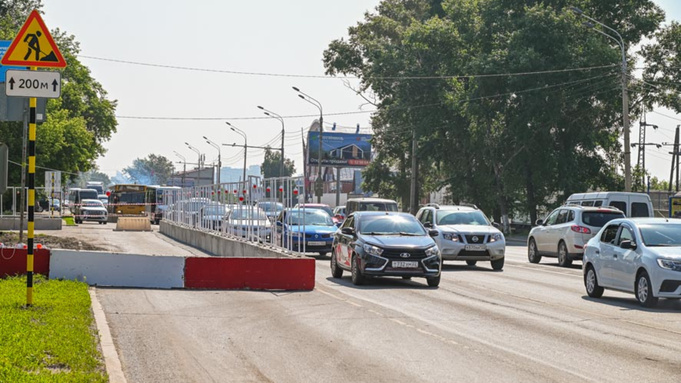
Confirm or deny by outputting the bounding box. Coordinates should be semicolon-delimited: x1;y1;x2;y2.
52;79;58;92
8;77;14;90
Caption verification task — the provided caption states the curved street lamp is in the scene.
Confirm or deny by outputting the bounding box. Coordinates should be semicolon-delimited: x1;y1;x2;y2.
203;136;221;185
257;105;285;177
185;142;202;186
226;122;247;183
293;86;324;202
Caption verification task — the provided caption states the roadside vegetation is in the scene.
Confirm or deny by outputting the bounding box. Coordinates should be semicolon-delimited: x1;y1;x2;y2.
0;275;107;382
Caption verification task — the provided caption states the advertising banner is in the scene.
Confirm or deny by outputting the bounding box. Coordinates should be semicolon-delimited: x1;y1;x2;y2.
307;132;372;168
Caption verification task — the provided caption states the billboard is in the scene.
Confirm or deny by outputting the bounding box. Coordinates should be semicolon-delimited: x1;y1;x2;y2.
307;132;372;168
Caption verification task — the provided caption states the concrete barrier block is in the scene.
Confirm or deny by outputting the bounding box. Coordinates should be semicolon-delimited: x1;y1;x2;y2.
115;216;151;231
0;248;50;277
49;250;184;289
185;257;315;290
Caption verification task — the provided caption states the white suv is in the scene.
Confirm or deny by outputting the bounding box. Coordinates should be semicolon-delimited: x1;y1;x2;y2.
528;205;624;267
415;204;505;270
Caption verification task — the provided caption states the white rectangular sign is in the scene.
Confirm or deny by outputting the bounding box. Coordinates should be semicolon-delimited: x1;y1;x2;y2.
45;170;61;197
5;70;61;98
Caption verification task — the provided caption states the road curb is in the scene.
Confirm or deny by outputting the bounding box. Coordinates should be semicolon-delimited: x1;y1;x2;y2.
89;287;127;383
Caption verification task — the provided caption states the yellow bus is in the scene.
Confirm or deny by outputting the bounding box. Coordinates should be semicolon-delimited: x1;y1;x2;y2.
107;184;148;218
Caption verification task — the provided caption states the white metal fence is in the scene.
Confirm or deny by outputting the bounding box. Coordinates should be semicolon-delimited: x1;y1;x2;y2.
164;175;322;254
1;186;62;216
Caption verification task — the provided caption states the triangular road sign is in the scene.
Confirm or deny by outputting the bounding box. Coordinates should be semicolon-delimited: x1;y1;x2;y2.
0;9;66;68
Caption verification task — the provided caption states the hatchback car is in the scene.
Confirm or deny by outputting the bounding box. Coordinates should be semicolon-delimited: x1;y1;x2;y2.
276;208;338;256
225;205;272;242
331;212;442;286
76;199;108;224
583;218;681;307
528;206;625;267
416;204;505;270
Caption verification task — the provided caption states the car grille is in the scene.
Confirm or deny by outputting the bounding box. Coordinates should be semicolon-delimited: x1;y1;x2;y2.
381;249;428;260
457;250;491;257
84;210;105;216
464;235;487;244
305;233;332;239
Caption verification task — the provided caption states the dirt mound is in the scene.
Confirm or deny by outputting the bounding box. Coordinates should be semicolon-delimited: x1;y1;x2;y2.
0;232;106;251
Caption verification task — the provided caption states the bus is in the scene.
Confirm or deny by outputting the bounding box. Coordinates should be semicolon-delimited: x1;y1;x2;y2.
107;184;148;218
145;185;181;224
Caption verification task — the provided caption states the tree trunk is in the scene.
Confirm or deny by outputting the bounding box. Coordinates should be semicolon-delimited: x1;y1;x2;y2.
525;161;537;226
493;162;510;234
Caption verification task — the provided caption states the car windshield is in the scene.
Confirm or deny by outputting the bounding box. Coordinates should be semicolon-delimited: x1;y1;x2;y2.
581;211;625;227
286;210;334;226
203;205;228;215
639;224;681;247
303;205;333;216
437;211;489;226
82;200;104;208
359;215;426;235
230;208;267;220
258;202;283;213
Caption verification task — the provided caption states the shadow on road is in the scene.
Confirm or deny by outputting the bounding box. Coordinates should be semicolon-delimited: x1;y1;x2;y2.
581;295;681;312
324;275;437;290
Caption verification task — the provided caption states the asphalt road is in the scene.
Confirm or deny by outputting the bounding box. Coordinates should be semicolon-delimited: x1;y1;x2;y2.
96;245;681;383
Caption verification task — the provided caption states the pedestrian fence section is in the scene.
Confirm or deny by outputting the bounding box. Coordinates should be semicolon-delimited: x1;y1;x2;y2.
164;176;312;255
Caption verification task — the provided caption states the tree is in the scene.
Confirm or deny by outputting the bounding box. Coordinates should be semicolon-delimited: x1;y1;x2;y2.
323;0;664;226
123;154;175;185
261;148;295;178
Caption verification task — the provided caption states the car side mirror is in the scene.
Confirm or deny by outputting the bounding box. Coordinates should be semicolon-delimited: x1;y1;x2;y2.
428;229;439;237
620;240;637;250
535;219;544;226
423;222;433;228
341;227;355;235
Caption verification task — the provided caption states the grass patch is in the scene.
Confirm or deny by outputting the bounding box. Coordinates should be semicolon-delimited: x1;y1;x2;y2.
62;216;76;226
0;275;107;382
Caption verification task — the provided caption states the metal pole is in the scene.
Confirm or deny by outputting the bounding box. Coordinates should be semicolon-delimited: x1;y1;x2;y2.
19;100;27;243
336;167;341;207
26;68;37;306
318;115;323;203
410;129;417;215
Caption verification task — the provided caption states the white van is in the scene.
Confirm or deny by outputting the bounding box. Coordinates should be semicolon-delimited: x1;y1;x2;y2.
565;192;654;217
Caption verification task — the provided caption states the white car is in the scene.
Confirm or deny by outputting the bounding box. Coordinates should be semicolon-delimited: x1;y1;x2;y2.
415;204;505;270
528;205;624;267
225;205;273;242
583;218;681;307
76;199;108;224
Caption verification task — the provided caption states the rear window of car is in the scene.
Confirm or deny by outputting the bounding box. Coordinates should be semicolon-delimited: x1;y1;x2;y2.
581;211;625;227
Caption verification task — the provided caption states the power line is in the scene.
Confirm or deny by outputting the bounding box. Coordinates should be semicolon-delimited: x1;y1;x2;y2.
650;110;681;122
79;54;616;80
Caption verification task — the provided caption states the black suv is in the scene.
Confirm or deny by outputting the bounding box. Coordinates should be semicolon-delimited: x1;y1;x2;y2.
331;212;442;287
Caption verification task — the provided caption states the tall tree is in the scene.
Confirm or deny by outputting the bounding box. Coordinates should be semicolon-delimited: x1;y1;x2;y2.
261;148;295;178
123;154;175;185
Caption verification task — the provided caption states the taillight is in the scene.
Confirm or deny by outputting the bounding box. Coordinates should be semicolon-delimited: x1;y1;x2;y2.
571;225;591;234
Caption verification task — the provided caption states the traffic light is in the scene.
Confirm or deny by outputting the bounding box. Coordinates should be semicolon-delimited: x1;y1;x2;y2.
0;143;7;194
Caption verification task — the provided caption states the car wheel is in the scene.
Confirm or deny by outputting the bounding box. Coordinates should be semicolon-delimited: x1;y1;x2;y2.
584;265;604;298
528;238;541;264
330;251;343;278
351;255;364;286
426;275;440;287
466;260;477;266
636;270;659;308
491;258;504;271
557;241;572;267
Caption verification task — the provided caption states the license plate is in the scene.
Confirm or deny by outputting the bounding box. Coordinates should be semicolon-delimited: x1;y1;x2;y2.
465;244;486;251
308;241;326;246
392;261;418;268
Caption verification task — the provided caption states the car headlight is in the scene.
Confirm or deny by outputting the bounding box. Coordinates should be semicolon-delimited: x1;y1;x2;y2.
489;233;504;243
425;245;440;256
443;232;459;241
657;258;681;272
363;243;383;256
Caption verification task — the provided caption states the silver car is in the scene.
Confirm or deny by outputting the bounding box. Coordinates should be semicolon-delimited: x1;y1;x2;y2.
528;205;624;267
416;204;505;270
583;218;681;307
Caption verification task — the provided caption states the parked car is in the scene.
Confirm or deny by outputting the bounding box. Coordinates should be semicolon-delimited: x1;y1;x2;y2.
276;208;337;256
583;218;681;307
416;204;505;270
345;198;399;216
257;201;284;222
528;206;625;267
331;211;442;286
333;205;346;221
224;205;272;241
199;203;231;230
293;203;342;225
76;199;108;224
565;191;654;217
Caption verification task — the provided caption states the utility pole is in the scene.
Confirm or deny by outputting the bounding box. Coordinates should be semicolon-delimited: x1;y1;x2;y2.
637;107;658;190
410;129;417;215
669;126;680;192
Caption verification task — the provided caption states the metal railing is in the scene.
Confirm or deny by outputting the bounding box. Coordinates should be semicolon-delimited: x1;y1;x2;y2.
1;187;62;216
164;175;317;254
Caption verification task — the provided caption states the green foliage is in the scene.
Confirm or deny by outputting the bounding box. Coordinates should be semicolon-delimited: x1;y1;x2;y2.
324;0;663;220
640;21;681;113
0;275;107;382
261;148;295;178
123;154;175;185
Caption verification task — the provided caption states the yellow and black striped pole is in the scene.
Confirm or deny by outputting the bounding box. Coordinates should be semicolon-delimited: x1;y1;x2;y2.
26;66;37;306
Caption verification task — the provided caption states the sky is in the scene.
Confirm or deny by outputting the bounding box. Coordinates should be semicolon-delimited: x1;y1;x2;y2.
38;0;681;184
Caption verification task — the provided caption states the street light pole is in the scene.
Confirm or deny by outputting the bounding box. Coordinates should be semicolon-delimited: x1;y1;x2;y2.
173;151;186;187
226;122;247;184
293;86;324;203
257;106;285;177
203;136;221;185
572;7;631;191
185;142;202;186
